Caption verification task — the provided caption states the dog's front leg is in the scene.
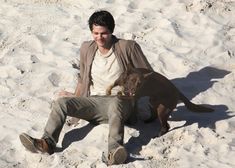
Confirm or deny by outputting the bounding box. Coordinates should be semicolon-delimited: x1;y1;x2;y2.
106;74;125;95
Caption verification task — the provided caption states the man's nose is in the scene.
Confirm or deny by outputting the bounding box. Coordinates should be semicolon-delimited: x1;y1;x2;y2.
97;34;102;39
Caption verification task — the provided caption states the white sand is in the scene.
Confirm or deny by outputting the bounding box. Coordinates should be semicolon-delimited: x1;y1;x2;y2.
1;0;235;167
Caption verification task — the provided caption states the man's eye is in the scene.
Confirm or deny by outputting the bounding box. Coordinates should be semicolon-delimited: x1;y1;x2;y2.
92;32;109;36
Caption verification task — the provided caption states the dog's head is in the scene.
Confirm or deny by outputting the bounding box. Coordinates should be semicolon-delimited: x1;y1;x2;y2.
120;64;144;96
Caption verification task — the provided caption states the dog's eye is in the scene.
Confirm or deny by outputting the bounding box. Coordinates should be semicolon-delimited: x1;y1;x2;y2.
131;79;136;82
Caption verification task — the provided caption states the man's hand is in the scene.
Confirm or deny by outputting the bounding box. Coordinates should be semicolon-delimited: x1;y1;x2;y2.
57;90;75;97
66;117;80;127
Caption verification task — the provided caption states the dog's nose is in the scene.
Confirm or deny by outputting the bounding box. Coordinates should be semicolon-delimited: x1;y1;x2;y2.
124;91;135;97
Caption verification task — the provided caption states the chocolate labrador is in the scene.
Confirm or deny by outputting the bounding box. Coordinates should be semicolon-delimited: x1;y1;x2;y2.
106;65;214;136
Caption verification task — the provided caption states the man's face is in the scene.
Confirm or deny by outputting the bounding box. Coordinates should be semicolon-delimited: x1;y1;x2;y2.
92;25;112;48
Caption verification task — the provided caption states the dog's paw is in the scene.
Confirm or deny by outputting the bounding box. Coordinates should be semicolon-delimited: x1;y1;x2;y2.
66;117;80;127
106;84;114;95
106;89;112;95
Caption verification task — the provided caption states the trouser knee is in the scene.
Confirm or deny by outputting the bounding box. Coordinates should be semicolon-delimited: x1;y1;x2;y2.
51;97;69;116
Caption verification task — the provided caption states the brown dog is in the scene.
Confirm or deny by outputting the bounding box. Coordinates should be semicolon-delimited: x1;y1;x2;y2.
106;65;214;136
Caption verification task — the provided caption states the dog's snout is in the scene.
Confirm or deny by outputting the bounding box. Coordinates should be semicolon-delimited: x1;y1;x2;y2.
124;88;135;96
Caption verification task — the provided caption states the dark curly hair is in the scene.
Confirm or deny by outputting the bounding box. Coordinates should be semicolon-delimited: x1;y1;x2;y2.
88;10;115;33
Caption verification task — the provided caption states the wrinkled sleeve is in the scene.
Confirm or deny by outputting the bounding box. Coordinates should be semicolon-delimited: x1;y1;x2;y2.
78;42;86;84
130;42;153;70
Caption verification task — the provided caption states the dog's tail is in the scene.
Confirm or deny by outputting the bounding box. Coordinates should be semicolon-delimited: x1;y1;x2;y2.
179;92;214;112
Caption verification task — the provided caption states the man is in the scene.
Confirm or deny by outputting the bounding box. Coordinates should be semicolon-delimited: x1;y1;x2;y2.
19;10;152;165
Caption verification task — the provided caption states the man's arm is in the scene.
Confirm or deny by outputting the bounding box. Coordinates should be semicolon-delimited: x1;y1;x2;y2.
74;82;82;96
130;42;153;70
58;42;86;98
57;81;82;97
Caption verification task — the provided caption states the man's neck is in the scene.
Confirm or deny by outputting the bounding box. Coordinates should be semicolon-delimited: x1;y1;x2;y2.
98;46;112;55
98;39;113;55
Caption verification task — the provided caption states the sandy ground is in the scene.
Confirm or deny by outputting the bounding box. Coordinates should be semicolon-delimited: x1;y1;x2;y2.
0;0;235;167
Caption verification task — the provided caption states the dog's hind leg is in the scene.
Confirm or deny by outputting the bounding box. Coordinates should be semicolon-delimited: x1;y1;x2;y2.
156;104;171;136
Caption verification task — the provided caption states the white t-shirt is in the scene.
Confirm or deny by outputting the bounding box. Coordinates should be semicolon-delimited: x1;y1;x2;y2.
90;48;122;96
90;48;152;121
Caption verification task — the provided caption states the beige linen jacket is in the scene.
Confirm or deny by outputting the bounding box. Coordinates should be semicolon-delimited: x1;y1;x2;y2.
78;35;153;97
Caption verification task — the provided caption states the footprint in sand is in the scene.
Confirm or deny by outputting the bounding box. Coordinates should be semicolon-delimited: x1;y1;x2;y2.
48;72;60;87
30;55;40;64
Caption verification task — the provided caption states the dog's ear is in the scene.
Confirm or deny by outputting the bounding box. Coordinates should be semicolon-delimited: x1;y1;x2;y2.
127;63;134;72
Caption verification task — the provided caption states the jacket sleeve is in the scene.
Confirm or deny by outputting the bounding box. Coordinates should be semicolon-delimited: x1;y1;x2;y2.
130;42;153;70
78;42;87;84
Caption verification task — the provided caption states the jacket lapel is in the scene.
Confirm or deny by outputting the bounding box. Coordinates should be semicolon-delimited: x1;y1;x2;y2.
113;37;126;72
87;41;97;67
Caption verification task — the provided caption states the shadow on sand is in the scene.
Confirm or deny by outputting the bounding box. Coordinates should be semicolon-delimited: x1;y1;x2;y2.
55;123;95;152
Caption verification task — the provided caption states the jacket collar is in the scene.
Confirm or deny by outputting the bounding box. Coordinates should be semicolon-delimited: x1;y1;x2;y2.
86;35;124;72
